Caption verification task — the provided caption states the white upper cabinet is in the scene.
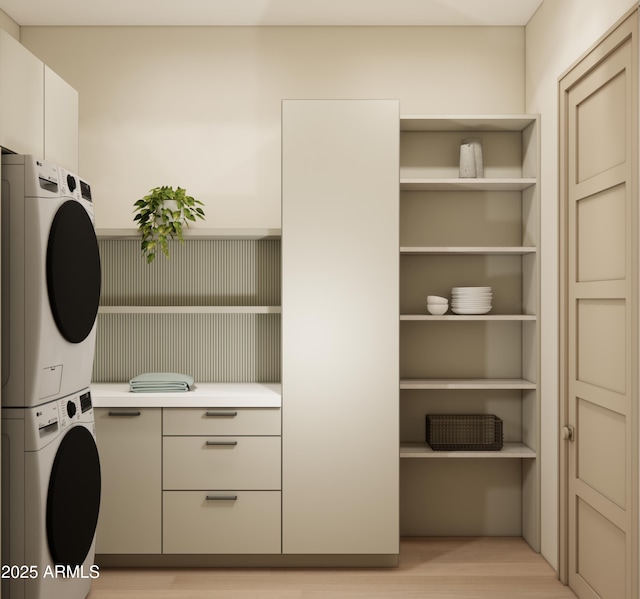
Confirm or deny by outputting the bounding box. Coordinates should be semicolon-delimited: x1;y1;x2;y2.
44;65;79;172
0;29;44;157
0;31;78;171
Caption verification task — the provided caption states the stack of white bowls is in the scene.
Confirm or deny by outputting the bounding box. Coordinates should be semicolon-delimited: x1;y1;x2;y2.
427;295;449;315
451;286;492;315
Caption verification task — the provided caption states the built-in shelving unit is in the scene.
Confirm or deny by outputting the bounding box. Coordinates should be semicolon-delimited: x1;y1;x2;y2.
399;114;540;549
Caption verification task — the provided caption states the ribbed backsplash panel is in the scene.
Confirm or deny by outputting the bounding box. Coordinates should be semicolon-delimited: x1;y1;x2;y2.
93;313;281;383
93;238;281;383
98;239;281;306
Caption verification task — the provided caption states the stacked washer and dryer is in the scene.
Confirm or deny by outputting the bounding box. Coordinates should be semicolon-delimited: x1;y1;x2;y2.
1;155;102;599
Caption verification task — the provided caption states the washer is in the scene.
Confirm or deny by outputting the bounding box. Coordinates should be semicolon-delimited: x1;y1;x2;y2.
1;155;101;408
2;390;101;599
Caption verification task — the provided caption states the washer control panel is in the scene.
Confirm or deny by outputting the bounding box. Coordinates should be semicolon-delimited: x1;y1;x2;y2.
24;388;95;451
59;395;81;428
35;400;59;437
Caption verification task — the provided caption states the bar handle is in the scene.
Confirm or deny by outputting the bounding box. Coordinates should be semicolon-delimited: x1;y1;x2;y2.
108;411;141;417
205;440;238;446
206;495;238;501
205;411;238;417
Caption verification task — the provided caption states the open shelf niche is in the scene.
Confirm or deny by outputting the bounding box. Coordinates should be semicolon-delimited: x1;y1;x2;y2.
399;115;540;550
93;234;281;384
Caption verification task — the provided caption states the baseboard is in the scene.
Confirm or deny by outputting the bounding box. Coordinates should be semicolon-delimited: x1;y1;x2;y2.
95;553;400;568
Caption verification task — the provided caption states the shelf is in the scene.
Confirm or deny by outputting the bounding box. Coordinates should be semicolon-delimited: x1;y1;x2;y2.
400;115;537;132
400;246;536;255
400;442;536;459
400;314;536;321
400;178;536;191
400;378;536;390
98;306;282;315
96;228;281;240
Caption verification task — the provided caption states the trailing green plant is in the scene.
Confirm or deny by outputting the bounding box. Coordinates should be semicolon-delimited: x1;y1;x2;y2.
133;186;205;263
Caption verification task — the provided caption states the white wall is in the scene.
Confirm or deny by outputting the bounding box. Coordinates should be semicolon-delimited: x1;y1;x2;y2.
21;26;524;230
525;0;638;572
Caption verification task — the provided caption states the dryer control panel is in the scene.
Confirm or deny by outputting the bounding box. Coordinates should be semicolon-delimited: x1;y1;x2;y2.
58;168;80;200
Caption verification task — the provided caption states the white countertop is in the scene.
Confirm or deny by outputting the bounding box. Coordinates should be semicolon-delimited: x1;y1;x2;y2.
90;382;282;408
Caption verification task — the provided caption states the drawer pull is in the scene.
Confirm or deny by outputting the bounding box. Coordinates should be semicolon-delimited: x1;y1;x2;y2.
108;411;141;417
205;411;238;417
205;440;238;446
206;495;238;501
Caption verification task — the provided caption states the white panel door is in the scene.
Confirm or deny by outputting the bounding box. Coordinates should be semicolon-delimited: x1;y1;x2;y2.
560;12;638;599
282;100;399;555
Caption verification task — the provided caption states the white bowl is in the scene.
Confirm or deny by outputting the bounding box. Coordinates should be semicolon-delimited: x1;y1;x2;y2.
427;303;448;315
427;295;448;305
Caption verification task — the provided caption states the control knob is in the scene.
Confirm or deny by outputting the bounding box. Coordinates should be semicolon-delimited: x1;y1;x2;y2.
66;400;77;419
66;174;77;192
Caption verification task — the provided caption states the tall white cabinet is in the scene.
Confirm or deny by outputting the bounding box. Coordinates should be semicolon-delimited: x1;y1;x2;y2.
281;100;399;558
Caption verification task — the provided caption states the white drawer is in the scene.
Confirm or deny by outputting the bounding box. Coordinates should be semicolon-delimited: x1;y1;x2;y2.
163;407;281;436
163;436;281;490
163;491;281;554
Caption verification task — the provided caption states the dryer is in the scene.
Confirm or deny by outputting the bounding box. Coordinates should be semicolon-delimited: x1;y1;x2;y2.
1;155;101;408
2;390;101;599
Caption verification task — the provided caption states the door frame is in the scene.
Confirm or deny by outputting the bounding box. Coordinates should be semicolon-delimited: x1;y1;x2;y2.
558;6;639;592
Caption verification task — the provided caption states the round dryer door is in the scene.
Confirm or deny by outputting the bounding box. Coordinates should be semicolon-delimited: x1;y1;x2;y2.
46;425;101;566
46;200;101;344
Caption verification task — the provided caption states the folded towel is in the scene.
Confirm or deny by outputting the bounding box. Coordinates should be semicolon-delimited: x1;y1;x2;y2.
129;372;194;393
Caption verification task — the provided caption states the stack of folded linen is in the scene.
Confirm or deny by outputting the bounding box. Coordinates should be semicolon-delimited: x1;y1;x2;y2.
129;372;195;393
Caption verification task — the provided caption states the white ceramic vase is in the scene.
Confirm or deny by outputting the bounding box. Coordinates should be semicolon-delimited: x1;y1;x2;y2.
460;138;484;178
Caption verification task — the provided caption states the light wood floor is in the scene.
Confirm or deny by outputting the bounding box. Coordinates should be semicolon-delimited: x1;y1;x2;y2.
87;537;577;598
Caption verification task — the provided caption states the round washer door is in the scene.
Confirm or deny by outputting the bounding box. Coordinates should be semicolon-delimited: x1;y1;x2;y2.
46;425;101;566
46;200;101;344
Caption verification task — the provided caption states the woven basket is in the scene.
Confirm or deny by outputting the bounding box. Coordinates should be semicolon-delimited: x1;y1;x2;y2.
426;414;503;451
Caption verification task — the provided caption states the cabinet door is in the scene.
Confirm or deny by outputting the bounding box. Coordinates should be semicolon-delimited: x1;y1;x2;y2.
281;100;399;554
0;30;44;157
94;408;161;554
44;66;79;172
